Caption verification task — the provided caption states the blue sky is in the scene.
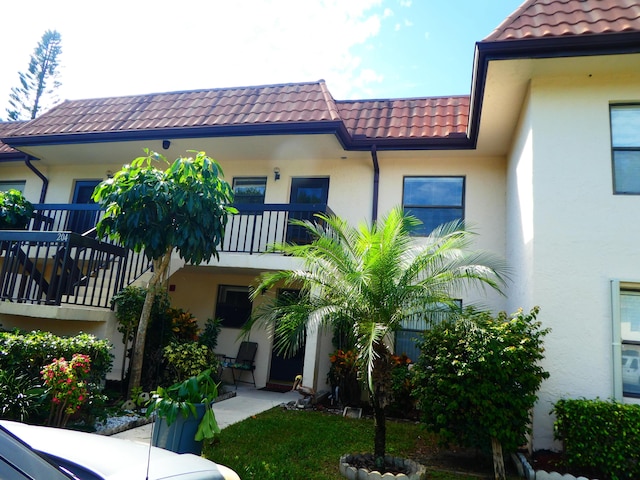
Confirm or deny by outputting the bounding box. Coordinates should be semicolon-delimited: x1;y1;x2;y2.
0;0;524;116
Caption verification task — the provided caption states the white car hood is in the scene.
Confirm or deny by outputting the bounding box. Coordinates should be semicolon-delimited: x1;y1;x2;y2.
0;420;238;480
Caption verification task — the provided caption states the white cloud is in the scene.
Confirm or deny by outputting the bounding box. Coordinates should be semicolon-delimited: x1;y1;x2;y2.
0;0;385;115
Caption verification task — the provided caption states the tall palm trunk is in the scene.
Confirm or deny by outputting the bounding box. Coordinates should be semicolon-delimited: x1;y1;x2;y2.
371;341;392;466
372;387;387;467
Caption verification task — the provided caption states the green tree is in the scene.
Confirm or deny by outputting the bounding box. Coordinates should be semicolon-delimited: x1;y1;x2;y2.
92;149;235;395
412;307;550;480
6;29;62;121
246;207;507;468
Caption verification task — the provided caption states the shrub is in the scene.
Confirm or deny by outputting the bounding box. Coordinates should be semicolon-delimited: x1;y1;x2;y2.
41;354;92;427
111;285;148;344
167;307;200;342
385;354;416;419
553;398;640;479
199;317;222;353
0;189;34;229
327;349;361;406
0;330;113;385
111;287;174;390
163;342;215;385
0;370;44;422
412;307;549;480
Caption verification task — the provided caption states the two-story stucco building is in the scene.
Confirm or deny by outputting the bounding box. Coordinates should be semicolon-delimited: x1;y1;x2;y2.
2;0;640;450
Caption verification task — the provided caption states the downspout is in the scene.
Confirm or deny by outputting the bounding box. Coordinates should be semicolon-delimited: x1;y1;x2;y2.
371;145;379;223
24;157;48;203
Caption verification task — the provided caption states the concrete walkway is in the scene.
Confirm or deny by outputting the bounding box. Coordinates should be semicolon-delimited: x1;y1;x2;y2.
112;384;300;445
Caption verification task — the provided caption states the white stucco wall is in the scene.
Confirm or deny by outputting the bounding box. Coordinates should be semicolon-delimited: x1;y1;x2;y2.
377;152;508;311
508;72;640;450
0;162;48;203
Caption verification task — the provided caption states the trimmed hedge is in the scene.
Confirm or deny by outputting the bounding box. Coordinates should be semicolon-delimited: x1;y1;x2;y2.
553;398;640;480
0;329;113;385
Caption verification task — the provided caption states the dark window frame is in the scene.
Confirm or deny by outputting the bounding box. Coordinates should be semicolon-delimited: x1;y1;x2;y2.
610;104;640;195
215;285;253;329
402;176;465;236
232;177;267;204
0;181;26;193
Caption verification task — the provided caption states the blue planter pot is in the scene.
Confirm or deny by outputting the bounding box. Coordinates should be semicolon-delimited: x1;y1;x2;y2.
151;403;207;455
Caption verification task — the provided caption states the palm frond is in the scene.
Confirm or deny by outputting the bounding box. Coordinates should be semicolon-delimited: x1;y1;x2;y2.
247;206;508;395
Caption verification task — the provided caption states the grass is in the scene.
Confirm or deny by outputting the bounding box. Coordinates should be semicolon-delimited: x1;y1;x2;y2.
202;407;503;480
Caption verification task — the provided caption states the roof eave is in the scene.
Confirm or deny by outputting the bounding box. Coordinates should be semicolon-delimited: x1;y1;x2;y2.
0;152;30;162
468;31;640;147
2;120;353;149
349;134;472;151
3;120;475;152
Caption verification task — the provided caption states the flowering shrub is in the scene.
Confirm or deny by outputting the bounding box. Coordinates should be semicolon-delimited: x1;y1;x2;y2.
327;349;361;406
41;354;91;427
0;330;112;385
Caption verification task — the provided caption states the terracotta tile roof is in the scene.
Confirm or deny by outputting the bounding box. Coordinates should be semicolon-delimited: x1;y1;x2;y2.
8;81;342;138
3;81;469;146
0;122;26;156
485;0;640;42
336;96;469;140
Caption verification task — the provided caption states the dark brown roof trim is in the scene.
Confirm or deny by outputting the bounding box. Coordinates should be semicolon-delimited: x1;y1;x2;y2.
348;133;471;151
468;31;640;147
3;117;474;152
0;152;30;162
3;120;353;150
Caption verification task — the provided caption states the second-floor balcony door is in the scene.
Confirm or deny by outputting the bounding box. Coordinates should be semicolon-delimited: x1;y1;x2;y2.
287;177;329;244
68;180;101;234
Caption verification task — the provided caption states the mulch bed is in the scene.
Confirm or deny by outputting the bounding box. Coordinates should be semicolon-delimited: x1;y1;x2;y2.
530;450;604;479
312;402;517;478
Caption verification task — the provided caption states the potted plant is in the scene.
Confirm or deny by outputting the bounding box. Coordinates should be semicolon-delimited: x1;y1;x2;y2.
0;189;34;230
146;369;220;455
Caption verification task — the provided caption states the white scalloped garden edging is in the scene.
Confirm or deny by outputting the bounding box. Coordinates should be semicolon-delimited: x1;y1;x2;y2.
512;452;599;480
339;454;426;480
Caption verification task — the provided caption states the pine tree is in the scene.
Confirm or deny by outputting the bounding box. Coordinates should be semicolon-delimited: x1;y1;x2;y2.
6;30;62;121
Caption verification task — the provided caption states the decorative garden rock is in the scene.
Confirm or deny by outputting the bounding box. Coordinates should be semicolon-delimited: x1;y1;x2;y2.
339;454;427;480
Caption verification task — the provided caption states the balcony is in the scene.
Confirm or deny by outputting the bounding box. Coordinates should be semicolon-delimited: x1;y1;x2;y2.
0;203;333;309
222;203;333;254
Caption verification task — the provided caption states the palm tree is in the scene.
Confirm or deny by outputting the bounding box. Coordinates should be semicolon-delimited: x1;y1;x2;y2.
246;206;508;468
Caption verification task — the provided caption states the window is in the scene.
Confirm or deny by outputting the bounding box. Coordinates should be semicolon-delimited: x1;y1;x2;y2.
215;285;253;328
620;290;640;397
610;105;640;194
394;301;461;362
233;177;267;204
402;176;464;236
0;181;26;193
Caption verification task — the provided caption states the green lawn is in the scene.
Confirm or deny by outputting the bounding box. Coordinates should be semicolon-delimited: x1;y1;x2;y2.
202;407;504;480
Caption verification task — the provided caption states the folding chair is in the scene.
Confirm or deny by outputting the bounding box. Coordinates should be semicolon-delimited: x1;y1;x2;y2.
221;341;258;388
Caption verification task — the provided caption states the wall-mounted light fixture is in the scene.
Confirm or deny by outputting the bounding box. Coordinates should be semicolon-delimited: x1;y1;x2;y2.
162;139;171;150
273;167;281;181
